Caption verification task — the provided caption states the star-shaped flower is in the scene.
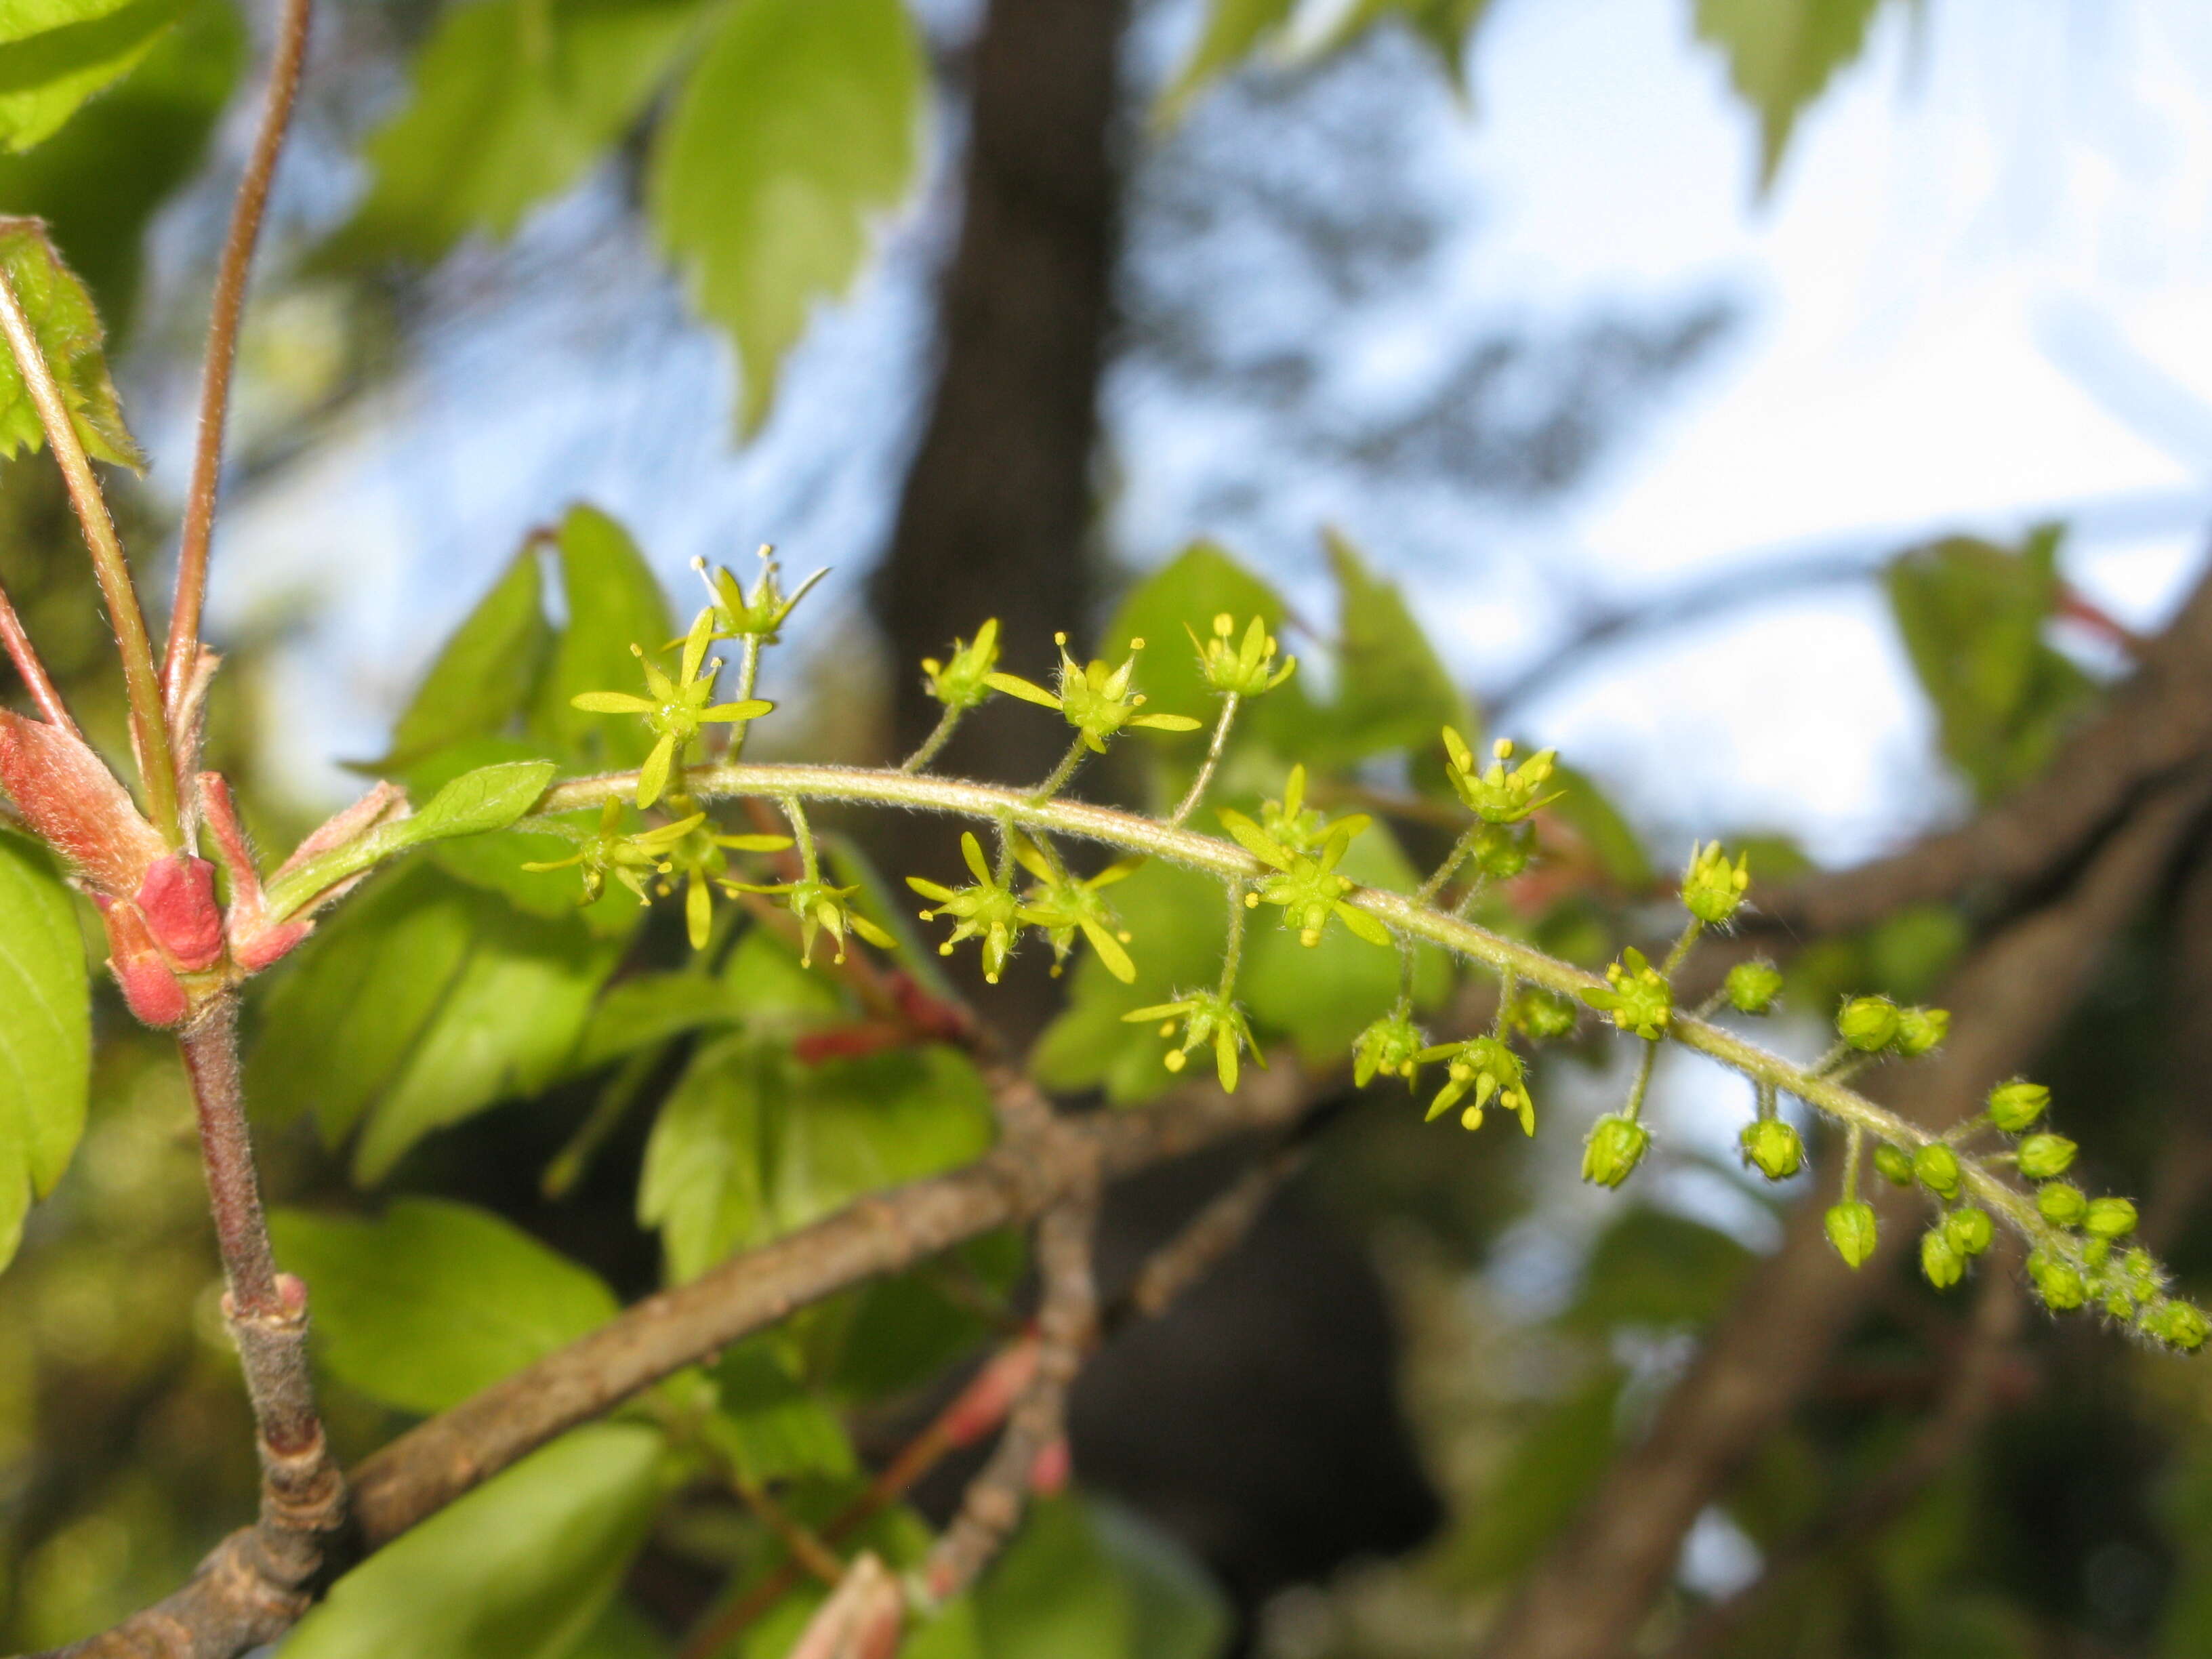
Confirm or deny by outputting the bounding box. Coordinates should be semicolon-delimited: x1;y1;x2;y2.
907;832;1025;984
1121;989;1261;1091
986;634;1203;753
571;609;773;807
1010;836;1140;983
1218;784;1391;949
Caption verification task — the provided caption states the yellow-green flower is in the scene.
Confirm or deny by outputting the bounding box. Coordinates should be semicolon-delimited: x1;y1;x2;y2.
922;619;1002;712
1352;1010;1427;1089
907;832;1023;984
1122;989;1259;1091
1580;946;1671;1038
1418;1036;1533;1134
520;800;699;906
726;874;896;966
571;609;773;807
1011;836;1139;983
697;545;827;643
1218;789;1391;949
986;634;1203;753
1681;840;1749;925
1441;729;1561;825
1191;613;1295;698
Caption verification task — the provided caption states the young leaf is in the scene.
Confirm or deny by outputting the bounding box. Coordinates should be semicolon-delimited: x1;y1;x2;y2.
0;0;243;335
247;862;478;1141
1317;0;1494;92
381;545;550;766
0;216;140;464
328;0;709;263
705;1341;856;1486
0;0;146;44
282;1423;670;1659
640;1037;993;1282
406;758;558;842
0;830;87;1271
1153;0;1296;126
0;0;185;153
351;895;624;1182
270;1197;619;1415
533;504;675;769
647;0;924;435
1694;0;1887;190
1316;527;1474;768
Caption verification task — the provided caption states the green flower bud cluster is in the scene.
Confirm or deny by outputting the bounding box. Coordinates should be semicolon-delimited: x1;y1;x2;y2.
1834;995;1948;1057
1582;1114;1650;1188
1725;959;1783;1015
1582;947;1671;1039
1739;1118;1803;1181
1441;730;1561;825
1192;613;1296;697
1681;841;1750;925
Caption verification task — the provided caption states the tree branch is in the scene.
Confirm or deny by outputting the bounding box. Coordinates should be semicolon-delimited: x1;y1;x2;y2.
161;0;314;703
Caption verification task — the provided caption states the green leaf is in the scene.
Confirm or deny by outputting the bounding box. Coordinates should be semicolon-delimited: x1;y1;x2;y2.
0;0;185;153
405;738;635;933
1568;1208;1753;1332
567;970;746;1076
1543;762;1650;889
532;504;676;769
1694;0;1887;189
647;0;924;435
0;0;242;335
0;0;141;45
1313;527;1475;771
270;1197;618;1415
247;862;478;1141
1153;0;1296;126
408;757;557;840
976;1496;1132;1659
353;894;624;1182
1084;1500;1232;1659
0;215;140;463
1316;0;1494;94
0;829;86;1270
382;543;551;766
329;0;708;263
640;1038;994;1282
1885;526;2095;804
705;1340;856;1485
283;1423;670;1659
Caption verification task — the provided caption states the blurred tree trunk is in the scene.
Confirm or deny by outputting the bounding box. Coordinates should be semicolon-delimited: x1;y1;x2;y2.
871;0;1126;785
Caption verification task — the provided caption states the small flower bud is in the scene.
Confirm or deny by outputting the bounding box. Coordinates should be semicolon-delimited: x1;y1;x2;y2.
1582;1114;1650;1188
1739;1119;1805;1181
2018;1133;2078;1181
1893;1006;1949;1057
2036;1182;2088;1227
2027;1249;2089;1311
1944;1206;1994;1256
1681;842;1750;925
1724;960;1784;1015
2142;1300;2211;1351
1912;1142;1963;1201
1921;1229;1965;1290
1825;1201;1879;1268
1872;1143;1916;1186
2083;1197;2139;1240
1837;996;1900;1052
1986;1079;2049;1132
1509;989;1578;1041
1352;1011;1425;1090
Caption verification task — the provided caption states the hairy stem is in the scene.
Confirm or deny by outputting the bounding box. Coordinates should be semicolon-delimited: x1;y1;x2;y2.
1168;691;1238;827
0;263;181;844
162;0;314;703
0;577;80;734
901;703;965;773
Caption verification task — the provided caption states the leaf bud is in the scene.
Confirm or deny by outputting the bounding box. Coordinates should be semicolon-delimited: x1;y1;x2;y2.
1944;1206;1994;1256
1681;841;1750;925
2083;1197;2139;1240
1824;1201;1879;1268
1872;1143;1915;1187
1912;1142;1963;1200
1920;1228;1965;1290
2027;1249;2089;1311
1738;1118;1805;1181
1986;1079;2049;1132
1724;959;1784;1015
1581;1114;1650;1189
1837;995;1900;1052
2018;1133;2078;1181
1893;1006;1949;1057
2036;1181;2088;1227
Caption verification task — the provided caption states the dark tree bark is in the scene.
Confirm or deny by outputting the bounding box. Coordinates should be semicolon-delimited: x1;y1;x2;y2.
872;0;1126;783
